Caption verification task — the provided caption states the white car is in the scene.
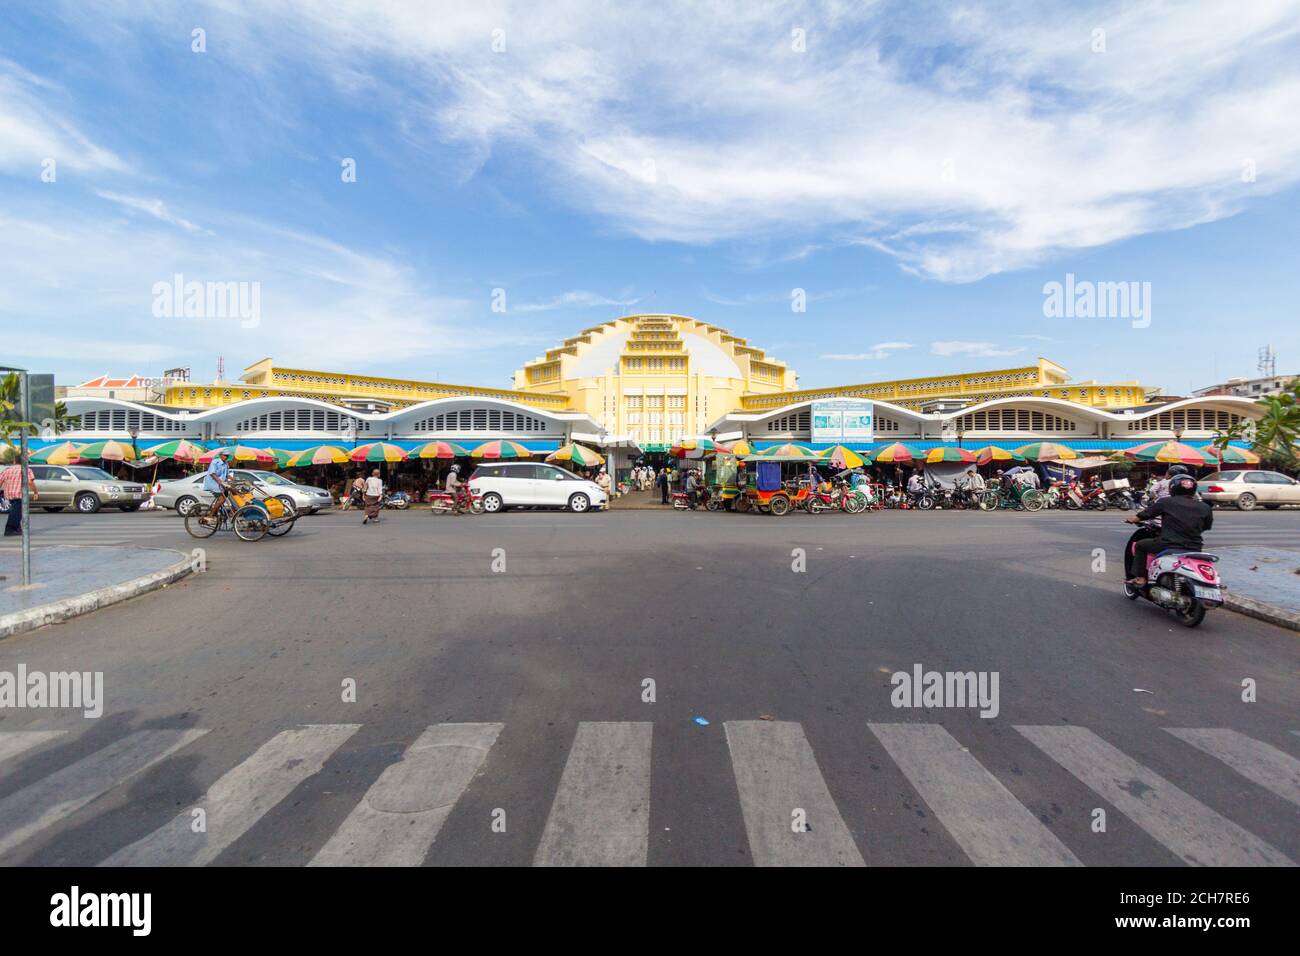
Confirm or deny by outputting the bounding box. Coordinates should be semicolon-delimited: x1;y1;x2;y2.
470;462;606;513
1198;470;1300;510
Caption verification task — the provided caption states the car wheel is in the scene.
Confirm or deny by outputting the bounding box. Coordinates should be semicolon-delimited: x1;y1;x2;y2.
481;492;503;514
175;496;199;517
568;493;590;513
75;492;101;514
42;506;64;513
1236;492;1257;511
275;495;298;516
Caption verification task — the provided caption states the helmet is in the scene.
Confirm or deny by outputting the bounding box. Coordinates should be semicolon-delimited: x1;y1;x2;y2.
450;464;460;473
1170;475;1197;496
1167;464;1191;477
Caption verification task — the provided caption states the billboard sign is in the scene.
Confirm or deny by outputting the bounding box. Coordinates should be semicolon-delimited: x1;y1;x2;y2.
811;399;874;444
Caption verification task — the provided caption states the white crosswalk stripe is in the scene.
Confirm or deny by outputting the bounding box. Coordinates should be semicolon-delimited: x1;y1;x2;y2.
726;721;864;866
870;723;1080;866
0;731;66;765
310;723;502;867
1016;725;1294;867
1166;728;1300;808
101;725;360;866
534;722;652;867
0;729;208;859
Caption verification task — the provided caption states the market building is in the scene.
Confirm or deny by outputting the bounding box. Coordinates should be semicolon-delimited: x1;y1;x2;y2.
54;313;1264;468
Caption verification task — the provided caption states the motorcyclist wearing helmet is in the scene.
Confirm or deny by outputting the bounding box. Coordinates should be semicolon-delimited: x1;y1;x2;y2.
1125;474;1213;586
445;463;462;493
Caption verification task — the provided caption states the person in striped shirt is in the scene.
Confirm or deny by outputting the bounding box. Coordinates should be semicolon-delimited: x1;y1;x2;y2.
1;458;38;536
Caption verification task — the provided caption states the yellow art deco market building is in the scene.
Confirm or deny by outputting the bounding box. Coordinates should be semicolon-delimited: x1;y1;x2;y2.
59;313;1264;471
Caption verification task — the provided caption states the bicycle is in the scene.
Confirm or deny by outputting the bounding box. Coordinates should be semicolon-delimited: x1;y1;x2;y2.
184;481;273;541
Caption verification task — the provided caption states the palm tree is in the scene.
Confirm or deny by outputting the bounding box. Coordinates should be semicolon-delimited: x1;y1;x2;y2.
1215;377;1299;469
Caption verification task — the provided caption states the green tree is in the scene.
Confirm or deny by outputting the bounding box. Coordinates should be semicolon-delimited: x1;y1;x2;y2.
0;372;32;451
1215;376;1300;469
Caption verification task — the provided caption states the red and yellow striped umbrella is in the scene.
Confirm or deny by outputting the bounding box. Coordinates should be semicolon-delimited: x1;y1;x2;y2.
670;438;726;459
198;445;277;466
285;445;351;466
410;441;470;460
871;442;922;464
972;445;1024;466
471;440;532;459
819;445;869;468
1013;442;1078;461
1122;441;1213;466
926;446;977;464
349;443;409;463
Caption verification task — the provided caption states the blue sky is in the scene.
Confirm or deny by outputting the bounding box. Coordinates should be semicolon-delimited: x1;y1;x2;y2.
2;0;1299;396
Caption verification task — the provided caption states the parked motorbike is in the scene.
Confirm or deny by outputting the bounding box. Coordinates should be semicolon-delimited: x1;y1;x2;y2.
1123;520;1222;628
382;490;411;510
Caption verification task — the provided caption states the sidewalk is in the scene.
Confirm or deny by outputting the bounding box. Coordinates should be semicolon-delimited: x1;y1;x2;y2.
606;488;674;510
0;545;194;639
1215;546;1300;632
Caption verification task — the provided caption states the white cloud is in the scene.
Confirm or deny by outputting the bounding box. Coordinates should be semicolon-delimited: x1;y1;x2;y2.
822;342;914;360
0;58;124;175
930;341;1026;358
514;290;640;313
96;191;205;233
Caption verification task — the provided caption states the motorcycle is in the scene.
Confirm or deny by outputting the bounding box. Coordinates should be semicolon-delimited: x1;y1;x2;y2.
429;484;483;515
382;490;411;510
1123;520;1222;628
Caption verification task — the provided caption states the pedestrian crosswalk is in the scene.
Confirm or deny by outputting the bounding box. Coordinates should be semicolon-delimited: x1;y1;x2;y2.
0;721;1295;867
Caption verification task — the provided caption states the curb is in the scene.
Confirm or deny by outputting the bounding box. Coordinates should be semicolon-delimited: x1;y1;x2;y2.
1222;592;1300;633
0;549;194;640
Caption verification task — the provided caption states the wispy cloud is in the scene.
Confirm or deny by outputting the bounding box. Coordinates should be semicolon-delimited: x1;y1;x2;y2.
97;191;205;233
822;342;914;360
0;57;124;174
930;341;1026;358
514;290;640;313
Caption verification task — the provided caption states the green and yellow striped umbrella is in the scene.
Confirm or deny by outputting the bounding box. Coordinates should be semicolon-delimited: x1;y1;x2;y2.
198;444;278;466
285;445;351;467
143;439;208;463
818;445;868;468
1122;441;1212;466
471;440;532;459
753;442;816;459
925;446;977;464
410;441;470;460
29;441;85;465
546;442;604;467
871;442;922;464
73;439;138;461
1197;444;1259;465
349;442;409;463
1013;442;1078;462
973;445;1024;466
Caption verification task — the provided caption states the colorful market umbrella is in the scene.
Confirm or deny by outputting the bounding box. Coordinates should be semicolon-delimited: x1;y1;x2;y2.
350;442;409;463
1196;444;1260;466
285;445;351;467
470;440;532;459
818;445;868;468
720;439;757;456
972;445;1024;466
871;442;922;464
1013;442;1079;462
925;446;977;464
28;441;85;465
669;438;726;459
1122;441;1214;466
143;439;208;463
268;449;295;468
197;445;278;466
546;442;605;467
751;442;816;459
72;439;138;462
410;441;470;460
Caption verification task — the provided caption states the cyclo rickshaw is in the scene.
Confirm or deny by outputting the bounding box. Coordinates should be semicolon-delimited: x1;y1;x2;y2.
184;478;298;541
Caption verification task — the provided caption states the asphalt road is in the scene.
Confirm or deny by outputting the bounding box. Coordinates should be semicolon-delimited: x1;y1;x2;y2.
1;506;1297;866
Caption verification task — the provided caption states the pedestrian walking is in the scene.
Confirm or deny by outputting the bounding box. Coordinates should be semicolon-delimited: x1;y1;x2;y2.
1;458;38;536
657;467;669;504
362;468;384;524
596;467;612;505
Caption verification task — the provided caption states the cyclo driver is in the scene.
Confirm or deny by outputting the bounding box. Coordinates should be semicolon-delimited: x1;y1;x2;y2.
203;448;232;520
